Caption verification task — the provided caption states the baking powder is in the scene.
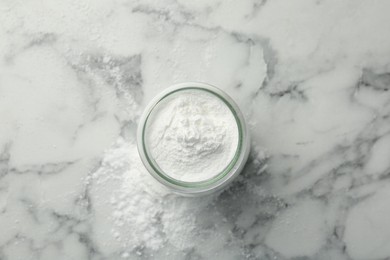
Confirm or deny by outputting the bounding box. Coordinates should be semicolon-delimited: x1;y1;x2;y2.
145;89;239;182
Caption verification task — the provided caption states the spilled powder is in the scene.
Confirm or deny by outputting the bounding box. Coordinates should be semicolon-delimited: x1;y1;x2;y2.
89;137;267;258
90;138;206;255
91;138;167;251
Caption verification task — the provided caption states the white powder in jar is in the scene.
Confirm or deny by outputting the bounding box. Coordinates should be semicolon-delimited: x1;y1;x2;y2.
144;89;239;182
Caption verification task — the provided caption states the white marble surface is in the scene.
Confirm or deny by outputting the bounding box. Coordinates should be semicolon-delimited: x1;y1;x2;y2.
1;0;390;259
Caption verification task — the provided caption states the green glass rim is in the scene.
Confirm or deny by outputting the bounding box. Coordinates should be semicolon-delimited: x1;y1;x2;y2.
141;86;244;188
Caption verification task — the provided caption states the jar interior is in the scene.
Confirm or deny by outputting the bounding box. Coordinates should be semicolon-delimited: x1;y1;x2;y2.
141;87;244;187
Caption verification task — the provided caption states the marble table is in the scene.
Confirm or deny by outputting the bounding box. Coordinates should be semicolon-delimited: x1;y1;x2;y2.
1;0;390;259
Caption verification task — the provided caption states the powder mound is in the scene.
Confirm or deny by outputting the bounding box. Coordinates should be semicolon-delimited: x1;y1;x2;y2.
145;89;239;182
91;138;168;252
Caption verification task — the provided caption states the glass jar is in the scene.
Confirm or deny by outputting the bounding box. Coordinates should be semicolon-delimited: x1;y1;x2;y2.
137;82;250;196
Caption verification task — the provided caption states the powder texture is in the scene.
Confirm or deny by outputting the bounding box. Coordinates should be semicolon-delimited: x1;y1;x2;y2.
145;89;239;182
90;138;214;256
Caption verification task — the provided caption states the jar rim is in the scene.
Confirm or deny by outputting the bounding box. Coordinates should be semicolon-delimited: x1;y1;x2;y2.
137;82;249;195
